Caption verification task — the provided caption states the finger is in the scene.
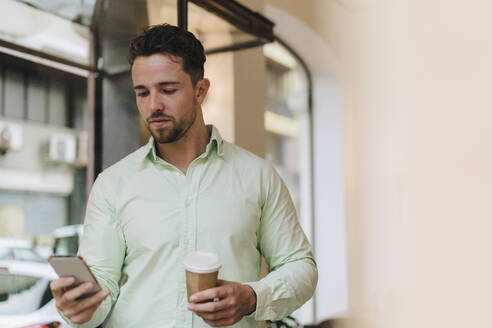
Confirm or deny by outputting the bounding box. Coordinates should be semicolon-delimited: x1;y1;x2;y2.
63;289;110;317
190;286;229;303
188;297;228;313
50;277;75;297
68;301;101;324
194;308;234;321
63;282;97;302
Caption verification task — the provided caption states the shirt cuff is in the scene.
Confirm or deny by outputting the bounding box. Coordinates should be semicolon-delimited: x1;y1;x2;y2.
243;280;271;321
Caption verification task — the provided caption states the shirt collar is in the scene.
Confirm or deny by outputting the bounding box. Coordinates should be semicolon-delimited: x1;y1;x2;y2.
206;124;225;157
141;124;224;163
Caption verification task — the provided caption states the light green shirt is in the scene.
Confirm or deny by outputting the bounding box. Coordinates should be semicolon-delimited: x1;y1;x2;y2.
67;125;317;328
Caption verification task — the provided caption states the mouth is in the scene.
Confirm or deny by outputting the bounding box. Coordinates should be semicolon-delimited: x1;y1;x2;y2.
149;118;173;126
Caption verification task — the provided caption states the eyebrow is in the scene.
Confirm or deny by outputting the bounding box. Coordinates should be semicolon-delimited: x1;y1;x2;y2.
133;81;180;90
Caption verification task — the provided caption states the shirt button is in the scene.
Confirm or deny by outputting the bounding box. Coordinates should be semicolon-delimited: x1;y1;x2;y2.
185;201;190;207
184;239;189;245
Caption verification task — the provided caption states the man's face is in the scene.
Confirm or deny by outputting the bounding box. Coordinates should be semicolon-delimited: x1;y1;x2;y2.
131;54;199;144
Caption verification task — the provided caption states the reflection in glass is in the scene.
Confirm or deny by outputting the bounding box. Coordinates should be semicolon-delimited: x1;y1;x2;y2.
264;41;310;223
0;44;88;262
263;41;313;324
0;0;90;66
17;0;96;25
146;0;256;52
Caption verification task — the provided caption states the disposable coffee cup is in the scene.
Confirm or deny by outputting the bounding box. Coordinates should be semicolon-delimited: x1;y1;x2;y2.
184;251;222;301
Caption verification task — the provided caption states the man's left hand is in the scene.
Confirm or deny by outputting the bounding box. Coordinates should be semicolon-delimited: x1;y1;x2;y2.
187;279;256;327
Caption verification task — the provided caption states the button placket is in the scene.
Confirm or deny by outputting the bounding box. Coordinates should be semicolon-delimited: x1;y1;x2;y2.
183;170;197;265
181;178;195;320
188;160;205;253
184;196;192;252
184;183;192;251
178;174;191;315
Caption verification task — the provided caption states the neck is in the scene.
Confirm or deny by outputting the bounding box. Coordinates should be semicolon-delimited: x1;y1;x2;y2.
155;113;209;174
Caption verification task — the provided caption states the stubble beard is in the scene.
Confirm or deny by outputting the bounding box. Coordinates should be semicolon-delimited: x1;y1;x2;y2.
147;102;198;144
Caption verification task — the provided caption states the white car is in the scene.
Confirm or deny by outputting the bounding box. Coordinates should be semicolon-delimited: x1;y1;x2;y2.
0;299;69;328
52;225;83;256
0;238;69;328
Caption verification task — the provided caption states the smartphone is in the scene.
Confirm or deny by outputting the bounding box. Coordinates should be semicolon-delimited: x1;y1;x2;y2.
48;255;102;298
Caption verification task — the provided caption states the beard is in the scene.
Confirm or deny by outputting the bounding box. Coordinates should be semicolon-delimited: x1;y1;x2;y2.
146;102;198;144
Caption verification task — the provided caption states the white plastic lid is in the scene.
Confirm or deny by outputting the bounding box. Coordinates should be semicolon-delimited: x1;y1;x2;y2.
184;251;222;274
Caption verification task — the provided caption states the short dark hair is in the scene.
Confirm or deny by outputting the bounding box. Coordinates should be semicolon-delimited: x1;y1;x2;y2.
128;24;206;86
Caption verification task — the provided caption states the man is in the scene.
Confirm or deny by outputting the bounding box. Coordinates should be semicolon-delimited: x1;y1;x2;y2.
50;24;317;328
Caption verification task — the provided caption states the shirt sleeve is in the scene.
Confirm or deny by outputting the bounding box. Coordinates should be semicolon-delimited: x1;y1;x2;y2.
244;164;318;321
60;172;126;328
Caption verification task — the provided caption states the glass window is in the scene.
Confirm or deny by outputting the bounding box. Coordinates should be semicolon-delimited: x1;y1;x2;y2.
0;249;13;260
17;0;96;25
53;235;79;256
263;41;313;324
0;272;46;314
0;0;89;267
1;0;90;66
187;1;257;52
264;41;311;239
145;0;267;53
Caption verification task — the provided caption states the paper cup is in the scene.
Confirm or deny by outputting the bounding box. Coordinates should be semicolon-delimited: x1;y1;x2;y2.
184;251;221;300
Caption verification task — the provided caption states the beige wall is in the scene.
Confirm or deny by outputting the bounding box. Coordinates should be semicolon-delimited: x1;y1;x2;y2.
267;0;492;327
232;46;266;157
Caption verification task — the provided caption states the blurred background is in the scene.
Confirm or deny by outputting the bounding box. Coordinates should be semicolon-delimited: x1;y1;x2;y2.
0;0;491;327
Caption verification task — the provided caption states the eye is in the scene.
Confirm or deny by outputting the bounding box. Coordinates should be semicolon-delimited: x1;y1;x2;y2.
162;89;177;95
137;91;149;97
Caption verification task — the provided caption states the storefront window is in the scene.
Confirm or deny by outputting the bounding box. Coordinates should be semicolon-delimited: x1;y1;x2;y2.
0;1;90;320
0;0;91;68
264;41;312;240
0;0;281;324
264;40;314;324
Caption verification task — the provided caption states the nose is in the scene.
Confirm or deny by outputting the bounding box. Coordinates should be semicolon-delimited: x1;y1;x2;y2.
149;91;164;112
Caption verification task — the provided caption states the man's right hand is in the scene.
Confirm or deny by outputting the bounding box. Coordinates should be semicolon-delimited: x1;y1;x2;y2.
50;277;110;324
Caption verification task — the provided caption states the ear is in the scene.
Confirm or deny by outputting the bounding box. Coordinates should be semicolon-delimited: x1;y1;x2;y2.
195;78;210;104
